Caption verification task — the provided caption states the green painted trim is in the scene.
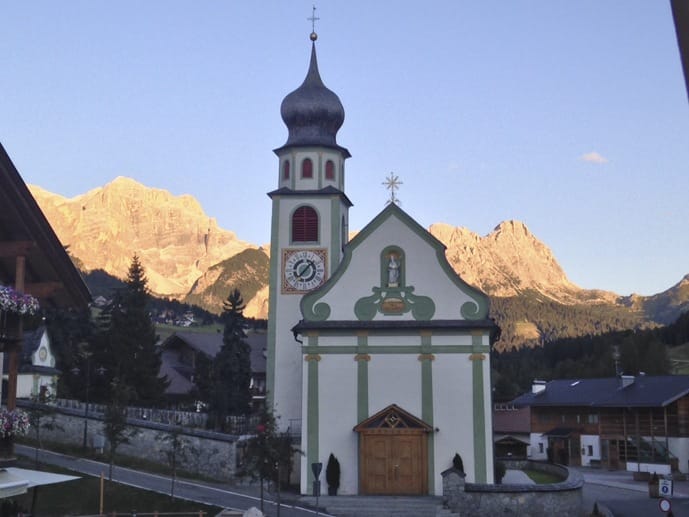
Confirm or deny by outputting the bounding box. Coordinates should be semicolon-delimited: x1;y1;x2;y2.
307;336;320;489
357;334;369;422
266;196;282;407
420;334;435;493
301;202;490;322
471;333;487;483
330;197;342;270
301;344;488;355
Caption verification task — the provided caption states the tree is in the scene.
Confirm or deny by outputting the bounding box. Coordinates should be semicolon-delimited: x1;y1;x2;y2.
96;255;168;405
242;406;298;513
204;289;252;428
103;378;137;480
156;425;195;499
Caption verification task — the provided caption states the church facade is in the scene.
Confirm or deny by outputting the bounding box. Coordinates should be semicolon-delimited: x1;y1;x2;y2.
267;33;497;496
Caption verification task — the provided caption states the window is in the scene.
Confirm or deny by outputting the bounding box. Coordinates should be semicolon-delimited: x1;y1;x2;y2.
325;160;335;180
588;445;593;456
587;414;599;424
539;443;544;454
292;206;318;242
283;160;290;180
301;158;313;178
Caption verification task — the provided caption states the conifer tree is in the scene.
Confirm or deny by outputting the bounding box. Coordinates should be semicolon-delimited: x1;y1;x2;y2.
98;255;168;405
207;288;252;428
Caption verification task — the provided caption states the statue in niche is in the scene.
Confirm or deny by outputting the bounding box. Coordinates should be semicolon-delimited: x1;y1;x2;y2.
387;253;400;287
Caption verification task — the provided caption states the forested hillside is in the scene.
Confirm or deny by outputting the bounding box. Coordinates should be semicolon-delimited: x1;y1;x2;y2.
493;310;689;400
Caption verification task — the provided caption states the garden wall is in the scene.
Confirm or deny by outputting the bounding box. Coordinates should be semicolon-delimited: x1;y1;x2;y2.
19;401;240;480
443;460;583;517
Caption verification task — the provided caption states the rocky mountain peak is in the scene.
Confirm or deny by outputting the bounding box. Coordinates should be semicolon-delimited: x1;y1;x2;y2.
29;178;255;297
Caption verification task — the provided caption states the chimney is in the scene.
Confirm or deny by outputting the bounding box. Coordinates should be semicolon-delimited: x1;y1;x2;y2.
532;380;547;394
621;375;635;388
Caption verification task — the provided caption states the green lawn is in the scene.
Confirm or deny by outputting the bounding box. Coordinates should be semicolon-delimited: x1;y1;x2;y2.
523;469;562;484
8;459;223;516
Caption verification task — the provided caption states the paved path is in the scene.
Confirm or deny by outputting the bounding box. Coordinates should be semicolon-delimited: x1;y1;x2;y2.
502;469;535;484
21;446;689;517
16;445;330;517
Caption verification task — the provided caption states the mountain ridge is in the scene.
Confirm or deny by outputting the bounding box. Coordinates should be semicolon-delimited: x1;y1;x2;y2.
28;177;689;332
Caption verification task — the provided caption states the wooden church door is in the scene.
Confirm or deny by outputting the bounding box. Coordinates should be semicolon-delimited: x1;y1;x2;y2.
355;404;431;495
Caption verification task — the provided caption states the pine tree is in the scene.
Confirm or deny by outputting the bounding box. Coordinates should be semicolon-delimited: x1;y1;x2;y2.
207;289;252;428
99;255;168;405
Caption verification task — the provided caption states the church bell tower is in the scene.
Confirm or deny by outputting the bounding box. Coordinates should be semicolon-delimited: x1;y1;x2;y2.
266;31;352;429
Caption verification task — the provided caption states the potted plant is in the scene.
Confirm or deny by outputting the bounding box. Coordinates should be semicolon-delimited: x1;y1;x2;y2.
326;453;340;495
494;460;506;484
452;453;464;473
0;407;30;464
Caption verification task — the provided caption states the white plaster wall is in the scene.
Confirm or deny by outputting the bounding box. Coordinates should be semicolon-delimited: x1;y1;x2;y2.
428;334;473;347
530;433;548;460
432;353;476;487
17;375;34;399
580;435;600;466
368;354;422;418
317;354;359;494
318;215;479;321
668;438;689;474
368;334;420;347
317;335;356;347
272;194;337;430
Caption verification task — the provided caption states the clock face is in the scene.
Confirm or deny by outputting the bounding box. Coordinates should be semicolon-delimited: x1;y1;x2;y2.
39;347;47;361
282;249;327;293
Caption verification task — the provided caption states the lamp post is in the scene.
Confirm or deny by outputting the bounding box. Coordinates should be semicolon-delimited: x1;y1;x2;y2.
71;351;105;450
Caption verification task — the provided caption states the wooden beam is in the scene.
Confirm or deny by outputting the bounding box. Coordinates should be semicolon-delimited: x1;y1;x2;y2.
0;240;35;257
24;281;64;298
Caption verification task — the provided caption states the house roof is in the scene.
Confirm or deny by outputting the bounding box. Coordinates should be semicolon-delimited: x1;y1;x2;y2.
512;375;689;409
0;143;90;309
161;330;267;373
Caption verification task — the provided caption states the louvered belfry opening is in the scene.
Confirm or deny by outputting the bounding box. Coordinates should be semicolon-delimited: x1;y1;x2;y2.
292;206;318;242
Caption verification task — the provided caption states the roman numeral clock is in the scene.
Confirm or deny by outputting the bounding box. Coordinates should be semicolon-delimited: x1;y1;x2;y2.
282;248;328;293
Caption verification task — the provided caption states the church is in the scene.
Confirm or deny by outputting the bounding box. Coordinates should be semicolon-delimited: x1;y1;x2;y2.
266;31;498;496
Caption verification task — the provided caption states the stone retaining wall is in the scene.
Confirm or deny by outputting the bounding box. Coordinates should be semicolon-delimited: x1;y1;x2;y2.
19;401;239;480
442;460;583;516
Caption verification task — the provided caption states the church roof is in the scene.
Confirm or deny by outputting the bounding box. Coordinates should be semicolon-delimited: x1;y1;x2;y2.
266;185;353;207
274;41;350;157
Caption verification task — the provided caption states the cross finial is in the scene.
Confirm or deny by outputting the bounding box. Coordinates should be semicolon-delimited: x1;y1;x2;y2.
308;5;320;40
382;172;403;206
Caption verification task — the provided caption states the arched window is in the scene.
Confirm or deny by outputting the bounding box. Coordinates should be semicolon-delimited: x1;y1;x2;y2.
292;206;319;242
283;160;290;180
301;158;313;178
325;160;335;180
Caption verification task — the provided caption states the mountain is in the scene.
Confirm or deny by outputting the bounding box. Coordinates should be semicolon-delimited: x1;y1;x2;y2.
29;177;255;297
29;178;689;344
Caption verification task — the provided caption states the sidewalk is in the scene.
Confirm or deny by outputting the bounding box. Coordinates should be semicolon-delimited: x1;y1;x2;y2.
576;465;689;497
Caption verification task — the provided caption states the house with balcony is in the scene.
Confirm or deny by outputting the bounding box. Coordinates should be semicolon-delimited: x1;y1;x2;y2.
512;375;689;475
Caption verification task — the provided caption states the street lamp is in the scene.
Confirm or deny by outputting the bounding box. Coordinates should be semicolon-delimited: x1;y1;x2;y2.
71;351;105;450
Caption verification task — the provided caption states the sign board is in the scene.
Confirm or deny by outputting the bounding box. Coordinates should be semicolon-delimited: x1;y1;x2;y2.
659;478;673;497
311;462;323;479
659;498;671;513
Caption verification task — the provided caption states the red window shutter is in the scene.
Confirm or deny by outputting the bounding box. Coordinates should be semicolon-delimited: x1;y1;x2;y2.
292;206;318;242
283;161;290;180
325;160;335;180
302;158;313;178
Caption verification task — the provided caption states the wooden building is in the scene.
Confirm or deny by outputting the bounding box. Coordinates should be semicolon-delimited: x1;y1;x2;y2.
512;375;689;474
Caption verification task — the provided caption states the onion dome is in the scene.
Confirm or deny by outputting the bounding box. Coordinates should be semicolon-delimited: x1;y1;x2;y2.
279;40;348;153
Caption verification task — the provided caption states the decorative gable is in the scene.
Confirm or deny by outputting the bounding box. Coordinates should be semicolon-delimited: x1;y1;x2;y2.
300;203;489;323
354;404;433;433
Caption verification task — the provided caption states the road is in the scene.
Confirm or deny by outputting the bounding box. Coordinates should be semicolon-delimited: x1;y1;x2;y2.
16;445;331;517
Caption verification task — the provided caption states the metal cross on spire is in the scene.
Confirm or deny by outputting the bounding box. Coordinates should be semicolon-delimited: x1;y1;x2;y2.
308;5;320;34
382;172;403;206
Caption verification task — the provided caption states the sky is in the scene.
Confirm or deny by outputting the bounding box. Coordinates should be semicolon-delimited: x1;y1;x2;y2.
1;1;687;297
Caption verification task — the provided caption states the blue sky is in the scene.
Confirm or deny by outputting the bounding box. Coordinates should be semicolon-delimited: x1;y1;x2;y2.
1;1;687;296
